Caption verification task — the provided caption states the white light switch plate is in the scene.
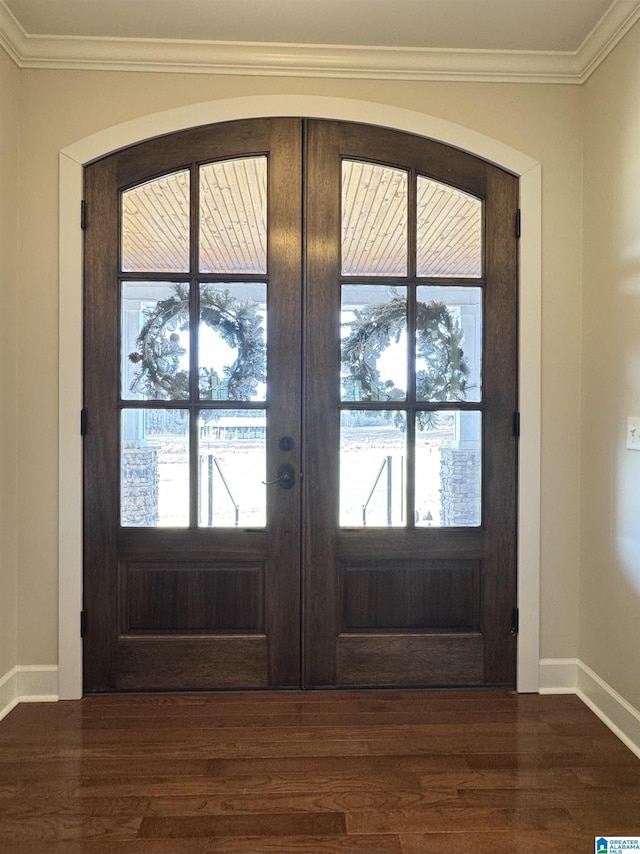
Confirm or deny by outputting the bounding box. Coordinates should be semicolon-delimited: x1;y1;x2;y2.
627;417;640;450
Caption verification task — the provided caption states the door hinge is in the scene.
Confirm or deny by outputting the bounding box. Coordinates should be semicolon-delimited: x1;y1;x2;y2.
80;408;88;435
513;411;520;438
515;208;521;239
81;200;87;230
511;607;519;636
80;610;87;638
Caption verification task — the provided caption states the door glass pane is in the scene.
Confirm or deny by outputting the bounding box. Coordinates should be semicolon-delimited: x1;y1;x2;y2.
199;157;267;274
415;410;481;527
198;409;266;528
122;282;190;401
342;160;408;276
121;409;189;527
416;177;482;278
121;170;190;273
199;284;267;401
416;286;482;403
341;286;407;402
340;410;406;527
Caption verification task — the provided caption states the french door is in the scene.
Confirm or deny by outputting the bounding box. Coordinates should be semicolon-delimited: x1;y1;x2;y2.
83;118;518;692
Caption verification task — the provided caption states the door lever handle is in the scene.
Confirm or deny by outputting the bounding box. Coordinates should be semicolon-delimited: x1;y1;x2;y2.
262;463;295;489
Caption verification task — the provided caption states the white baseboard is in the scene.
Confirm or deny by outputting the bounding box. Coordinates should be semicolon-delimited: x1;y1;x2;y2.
0;667;19;721
577;661;640;761
540;658;640;761
0;665;58;721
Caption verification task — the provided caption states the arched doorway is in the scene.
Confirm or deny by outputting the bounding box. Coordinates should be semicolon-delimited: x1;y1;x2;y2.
82;117;518;691
58;96;541;699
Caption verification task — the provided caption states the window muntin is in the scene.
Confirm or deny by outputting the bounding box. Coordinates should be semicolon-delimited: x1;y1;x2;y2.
119;158;269;529
338;164;484;528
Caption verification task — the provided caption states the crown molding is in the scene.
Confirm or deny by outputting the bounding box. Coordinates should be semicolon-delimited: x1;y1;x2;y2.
0;0;23;65
1;0;639;83
577;0;640;81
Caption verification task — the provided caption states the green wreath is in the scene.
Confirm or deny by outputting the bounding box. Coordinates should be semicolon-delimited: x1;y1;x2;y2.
128;284;266;401
341;290;470;429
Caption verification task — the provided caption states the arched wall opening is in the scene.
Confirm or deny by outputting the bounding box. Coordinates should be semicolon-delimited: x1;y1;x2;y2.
58;95;541;698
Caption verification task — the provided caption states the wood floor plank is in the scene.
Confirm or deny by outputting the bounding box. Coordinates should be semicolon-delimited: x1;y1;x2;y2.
0;815;142;843
137;812;347;838
457;786;640;809
207;754;472;776
574;765;640;786
466;749;639;769
0;794;413;820
363;732;621;757
0;756;210;782
0;840;214;854
3;834;403;854
399;831;590;854
417;767;585;790
200;834;403;853
566;806;640;835
346;806;574;834
76;771;423;798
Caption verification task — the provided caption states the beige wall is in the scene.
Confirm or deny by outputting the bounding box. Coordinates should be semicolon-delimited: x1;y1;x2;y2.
0;47;19;677
10;67;584;668
582;22;640;709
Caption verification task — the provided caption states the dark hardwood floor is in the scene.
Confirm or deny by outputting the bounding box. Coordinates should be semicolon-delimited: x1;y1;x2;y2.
1;691;639;853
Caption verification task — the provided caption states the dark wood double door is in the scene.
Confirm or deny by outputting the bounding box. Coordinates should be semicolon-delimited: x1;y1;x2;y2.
83;119;518;692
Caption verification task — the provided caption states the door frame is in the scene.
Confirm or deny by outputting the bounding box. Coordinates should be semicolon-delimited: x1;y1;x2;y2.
58;94;542;699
